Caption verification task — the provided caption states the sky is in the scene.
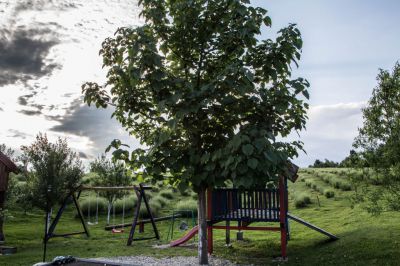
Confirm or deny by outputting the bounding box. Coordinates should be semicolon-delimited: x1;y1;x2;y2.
0;0;399;168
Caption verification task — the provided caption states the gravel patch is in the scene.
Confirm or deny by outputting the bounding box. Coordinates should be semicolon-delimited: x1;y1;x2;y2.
92;255;236;266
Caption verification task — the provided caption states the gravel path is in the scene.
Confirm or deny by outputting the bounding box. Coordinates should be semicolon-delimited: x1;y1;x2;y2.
93;256;237;266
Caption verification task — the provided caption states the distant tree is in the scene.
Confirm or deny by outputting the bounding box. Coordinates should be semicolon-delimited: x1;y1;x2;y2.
353;62;400;213
309;159;339;168
0;144;15;159
21;134;83;213
339;150;368;168
89;155;131;224
82;0;309;263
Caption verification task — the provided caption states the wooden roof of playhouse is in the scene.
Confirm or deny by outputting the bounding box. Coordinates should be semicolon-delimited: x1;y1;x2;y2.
285;161;299;183
0;151;18;173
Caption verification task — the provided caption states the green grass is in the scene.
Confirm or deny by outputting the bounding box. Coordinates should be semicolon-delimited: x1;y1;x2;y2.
1;170;400;265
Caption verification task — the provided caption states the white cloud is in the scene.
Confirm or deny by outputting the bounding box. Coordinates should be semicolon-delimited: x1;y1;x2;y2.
292;102;366;167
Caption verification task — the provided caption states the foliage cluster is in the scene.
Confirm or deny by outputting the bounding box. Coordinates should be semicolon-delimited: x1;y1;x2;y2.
21;134;83;212
353;62;400;213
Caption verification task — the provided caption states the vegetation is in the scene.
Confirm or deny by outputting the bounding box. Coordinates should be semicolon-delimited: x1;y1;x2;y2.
20;134;83;212
176;199;198;216
294;193;312;208
353;62;400;214
323;189;335;198
1;169;400;265
89;155;132;224
309;159;339;168
82;1;309;263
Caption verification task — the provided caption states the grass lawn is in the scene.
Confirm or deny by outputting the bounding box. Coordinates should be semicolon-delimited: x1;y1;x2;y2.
1;169;400;265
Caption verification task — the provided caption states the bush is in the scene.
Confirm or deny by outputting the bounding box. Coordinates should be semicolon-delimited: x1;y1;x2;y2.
339;182;352;191
176;199;198;217
139;201;161;218
144;191;155;200
151;195;168;207
305;179;314;188
179;189;191;196
190;191;198;200
294;193;311;208
324;189;335;198
159;189;174;199
80;197;108;215
113;196;136;214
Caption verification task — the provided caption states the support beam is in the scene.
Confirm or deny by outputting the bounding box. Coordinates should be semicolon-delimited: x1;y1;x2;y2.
212;225;280;231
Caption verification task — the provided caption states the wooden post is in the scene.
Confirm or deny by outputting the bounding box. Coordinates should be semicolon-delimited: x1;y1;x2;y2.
207;188;213;254
225;220;230;246
198;185;208;265
43;210;49;262
139;184;159;240
279;176;287;259
127;188;142;246
72;193;90;237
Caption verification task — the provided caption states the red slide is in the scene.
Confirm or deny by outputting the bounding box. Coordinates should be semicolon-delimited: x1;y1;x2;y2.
170;226;199;247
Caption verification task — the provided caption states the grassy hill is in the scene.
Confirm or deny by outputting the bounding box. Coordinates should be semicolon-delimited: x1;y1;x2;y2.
1;169;399;265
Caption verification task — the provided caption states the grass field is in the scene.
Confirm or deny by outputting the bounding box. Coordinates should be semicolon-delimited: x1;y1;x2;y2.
1;168;400;265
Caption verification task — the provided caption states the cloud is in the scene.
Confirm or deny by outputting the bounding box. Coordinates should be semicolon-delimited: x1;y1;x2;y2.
0;28;60;85
13;0;80;13
50;99;140;158
7;129;29;139
18;110;42;116
293;102;366;167
79;151;89;159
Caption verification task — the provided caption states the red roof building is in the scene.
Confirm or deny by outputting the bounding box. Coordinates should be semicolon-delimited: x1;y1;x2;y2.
0;152;18;191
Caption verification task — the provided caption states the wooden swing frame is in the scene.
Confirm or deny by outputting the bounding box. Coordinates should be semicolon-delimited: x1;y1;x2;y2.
42;183;159;262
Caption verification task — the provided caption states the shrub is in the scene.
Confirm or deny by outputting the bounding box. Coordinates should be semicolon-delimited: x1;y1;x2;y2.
113;196;136;214
144;191;154;200
339;182;352;191
159;189;174;199
191;191;198;200
176;200;198;217
305;179;314;187
179;189;191;196
294;193;311;208
80;197;108;215
139;201;161;218
151;195;168;207
324;189;335;198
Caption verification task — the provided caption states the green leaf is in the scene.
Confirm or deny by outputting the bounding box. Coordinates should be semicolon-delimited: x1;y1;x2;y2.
247;158;259;169
242;144;254;156
302;90;310;99
264;151;277;163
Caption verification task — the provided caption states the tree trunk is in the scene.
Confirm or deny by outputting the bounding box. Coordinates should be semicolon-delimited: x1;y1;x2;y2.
198;185;208;265
107;202;111;225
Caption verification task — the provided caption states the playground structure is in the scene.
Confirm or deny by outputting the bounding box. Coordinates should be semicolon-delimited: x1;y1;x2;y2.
42;184;160;261
171;165;338;258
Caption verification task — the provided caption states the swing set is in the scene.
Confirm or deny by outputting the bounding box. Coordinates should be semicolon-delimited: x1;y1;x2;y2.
42;184;159;262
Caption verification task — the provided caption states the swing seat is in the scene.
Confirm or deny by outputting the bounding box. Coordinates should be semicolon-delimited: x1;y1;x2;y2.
112;228;124;233
87;222;98;226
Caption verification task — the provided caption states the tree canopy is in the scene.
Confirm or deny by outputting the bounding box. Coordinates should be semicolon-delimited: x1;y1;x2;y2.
354;62;400;213
83;0;309;191
21;134;83;212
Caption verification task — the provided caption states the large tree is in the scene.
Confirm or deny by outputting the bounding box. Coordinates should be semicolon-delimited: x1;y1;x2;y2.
354;62;400;213
83;0;308;263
